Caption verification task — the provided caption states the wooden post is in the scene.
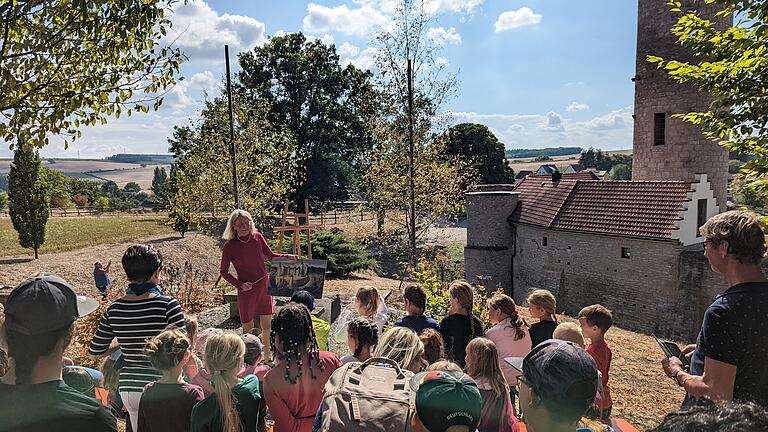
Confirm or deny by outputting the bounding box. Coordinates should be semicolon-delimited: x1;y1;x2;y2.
305;199;312;259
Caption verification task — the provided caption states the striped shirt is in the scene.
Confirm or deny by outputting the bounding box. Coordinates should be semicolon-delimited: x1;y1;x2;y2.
88;296;185;392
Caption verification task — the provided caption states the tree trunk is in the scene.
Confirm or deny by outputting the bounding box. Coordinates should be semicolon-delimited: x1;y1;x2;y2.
34;246;39;260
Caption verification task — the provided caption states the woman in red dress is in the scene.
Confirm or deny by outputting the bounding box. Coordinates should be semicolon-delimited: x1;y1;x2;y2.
220;209;297;361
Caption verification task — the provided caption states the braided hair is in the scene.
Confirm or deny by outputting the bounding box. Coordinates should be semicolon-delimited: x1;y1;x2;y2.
449;280;477;340
144;328;190;371
347;317;378;359
270;303;324;384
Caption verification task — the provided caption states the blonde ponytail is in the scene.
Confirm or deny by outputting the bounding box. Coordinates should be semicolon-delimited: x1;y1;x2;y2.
205;332;246;432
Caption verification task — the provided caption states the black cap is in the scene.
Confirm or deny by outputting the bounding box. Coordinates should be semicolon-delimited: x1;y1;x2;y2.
4;274;100;335
291;290;315;311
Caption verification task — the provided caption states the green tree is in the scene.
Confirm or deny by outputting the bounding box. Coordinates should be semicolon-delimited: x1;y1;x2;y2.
729;159;743;174
441;123;515;184
39;167;73;208
647;1;768;176
8;145;49;259
151;166;168;197
610;164;632;180
168;96;301;225
164;165;190;236
124;182;141;193
100;180;120;197
0;0;186;149
733;177;768;209
93;196;110;212
237;33;377;203
0;192;7;210
70;178;101;202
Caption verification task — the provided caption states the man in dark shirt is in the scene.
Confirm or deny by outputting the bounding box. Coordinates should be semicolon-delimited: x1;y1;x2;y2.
0;274;117;432
662;211;768;407
395;284;440;334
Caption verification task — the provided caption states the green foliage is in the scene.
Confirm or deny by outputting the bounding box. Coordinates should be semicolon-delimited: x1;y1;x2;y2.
441;123;515;184
168;96;300;226
729;159;744;174
237;32;377;203
647;1;768;177
39;167;73;208
733;177;768;209
100;180;120;197
505;147;583;159
93;196;110;211
535;155;553;162
610;164;632;180
0;192;7;210
164;166;190;237
124;182;141;193
151;166;168;198
0;174;7;192
579;148;633;172
8;146;49;259
0;0;186;149
312;230;376;277
70;178;101;201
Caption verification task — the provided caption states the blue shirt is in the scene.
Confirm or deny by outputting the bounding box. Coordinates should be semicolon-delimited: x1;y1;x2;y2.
686;282;768;407
93;269;109;288
394;314;440;334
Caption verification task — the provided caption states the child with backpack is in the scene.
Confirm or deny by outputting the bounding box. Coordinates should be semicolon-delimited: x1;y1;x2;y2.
465;338;520;432
526;289;558;348
264;303;342;432
440;281;483;368
334;286;388;343
139;329;204;432
340;317;379;364
190;332;267;432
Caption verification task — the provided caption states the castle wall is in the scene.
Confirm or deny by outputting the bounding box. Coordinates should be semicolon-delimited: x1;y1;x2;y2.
512;224;720;340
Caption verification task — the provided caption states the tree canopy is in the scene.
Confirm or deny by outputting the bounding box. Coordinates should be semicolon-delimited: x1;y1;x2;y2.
441;123;514;184
8;145;49;259
0;0;186;149
648;0;768;177
237;33;377;203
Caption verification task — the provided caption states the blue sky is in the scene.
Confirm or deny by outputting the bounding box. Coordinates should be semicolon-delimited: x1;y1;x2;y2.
4;0;641;159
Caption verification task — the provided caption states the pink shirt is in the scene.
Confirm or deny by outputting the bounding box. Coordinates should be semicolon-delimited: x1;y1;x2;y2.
239;363;271;380
485;318;532;385
264;351;342;432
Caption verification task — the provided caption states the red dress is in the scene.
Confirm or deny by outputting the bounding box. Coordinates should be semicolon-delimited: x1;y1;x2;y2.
220;232;290;323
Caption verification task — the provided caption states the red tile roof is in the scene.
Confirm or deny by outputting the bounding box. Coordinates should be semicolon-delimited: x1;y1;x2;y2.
511;177;691;240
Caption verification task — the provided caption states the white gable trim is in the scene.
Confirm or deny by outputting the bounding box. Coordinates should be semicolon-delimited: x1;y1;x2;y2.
673;173;719;246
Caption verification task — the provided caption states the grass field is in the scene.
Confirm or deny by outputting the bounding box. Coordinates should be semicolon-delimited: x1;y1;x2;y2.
0;217;173;257
507;149;632;174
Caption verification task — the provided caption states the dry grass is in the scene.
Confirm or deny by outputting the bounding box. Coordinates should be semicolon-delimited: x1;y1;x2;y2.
93;164;172;190
0;159;141;173
0;217;172;257
508;149;633;174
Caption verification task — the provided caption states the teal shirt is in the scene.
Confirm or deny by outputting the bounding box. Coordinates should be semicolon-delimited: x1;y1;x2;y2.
191;375;266;432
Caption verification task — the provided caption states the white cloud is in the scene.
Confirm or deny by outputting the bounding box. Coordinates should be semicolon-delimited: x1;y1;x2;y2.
165;70;218;112
541;111;565;132
494;7;542;32
566;101;590;112
351;47;379;71
564;81;586;87
303;3;389;37
168;0;266;60
338;42;361;59
425;0;484;15
435;56;449;67
427;27;462;46
582;106;633;130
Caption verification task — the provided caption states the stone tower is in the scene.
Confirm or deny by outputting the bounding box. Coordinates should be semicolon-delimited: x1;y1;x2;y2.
632;0;731;211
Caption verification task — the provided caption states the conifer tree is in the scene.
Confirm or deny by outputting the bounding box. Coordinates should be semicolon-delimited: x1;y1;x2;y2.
8;145;49;259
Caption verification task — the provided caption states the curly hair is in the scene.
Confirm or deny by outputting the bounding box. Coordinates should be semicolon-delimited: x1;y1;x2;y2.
270;303;324;383
699;210;767;265
419;328;445;365
649;398;768;432
144;328;190;371
347;317;378;359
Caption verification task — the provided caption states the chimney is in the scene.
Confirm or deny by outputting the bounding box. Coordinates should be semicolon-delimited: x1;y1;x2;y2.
552;171;562;183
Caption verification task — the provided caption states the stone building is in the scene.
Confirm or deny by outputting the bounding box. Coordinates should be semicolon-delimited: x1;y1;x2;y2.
465;1;732;340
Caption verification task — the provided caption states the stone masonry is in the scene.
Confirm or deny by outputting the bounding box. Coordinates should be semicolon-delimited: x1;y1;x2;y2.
632;0;730;211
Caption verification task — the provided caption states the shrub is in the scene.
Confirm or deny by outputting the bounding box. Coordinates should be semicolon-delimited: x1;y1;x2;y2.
0;192;7;210
312;229;377;277
93;196;110;211
72;193;89;208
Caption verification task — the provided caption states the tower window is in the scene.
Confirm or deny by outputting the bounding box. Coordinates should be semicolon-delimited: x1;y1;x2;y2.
697;199;708;236
621;247;631;259
654;113;666;146
543;236;548;247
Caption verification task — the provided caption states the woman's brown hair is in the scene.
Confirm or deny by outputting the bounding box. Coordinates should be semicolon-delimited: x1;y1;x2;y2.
465;337;508;398
144;329;190;371
419;328;445;365
489;293;529;340
449;280;476;338
356;286;381;318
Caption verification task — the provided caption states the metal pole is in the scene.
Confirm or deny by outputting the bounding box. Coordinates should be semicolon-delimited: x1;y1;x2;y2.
225;45;241;209
407;59;416;266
